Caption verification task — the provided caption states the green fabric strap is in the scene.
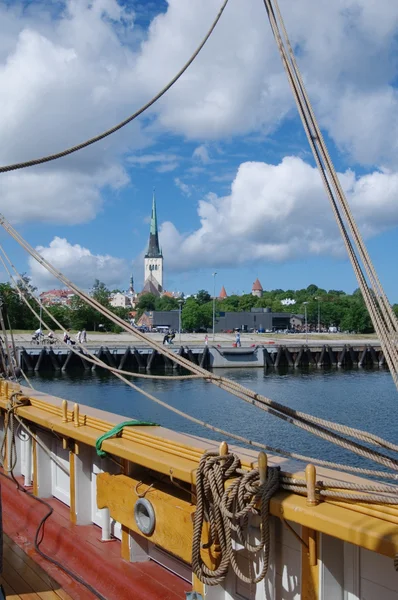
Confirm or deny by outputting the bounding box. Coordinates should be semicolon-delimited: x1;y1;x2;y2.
95;419;158;458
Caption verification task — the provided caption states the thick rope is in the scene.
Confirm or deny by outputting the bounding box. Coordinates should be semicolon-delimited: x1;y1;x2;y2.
263;0;398;389
0;0;229;173
192;451;280;585
192;452;398;585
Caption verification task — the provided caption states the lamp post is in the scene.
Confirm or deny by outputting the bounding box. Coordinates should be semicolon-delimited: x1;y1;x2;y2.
178;299;183;345
212;272;217;341
315;297;321;333
303;302;308;345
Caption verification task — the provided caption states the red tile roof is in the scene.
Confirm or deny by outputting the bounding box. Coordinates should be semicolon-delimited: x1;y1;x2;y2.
252;278;263;291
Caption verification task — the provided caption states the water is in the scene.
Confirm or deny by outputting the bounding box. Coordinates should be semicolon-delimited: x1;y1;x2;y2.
26;368;398;470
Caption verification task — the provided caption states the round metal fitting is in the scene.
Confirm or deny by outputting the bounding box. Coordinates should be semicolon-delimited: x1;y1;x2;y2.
134;498;156;536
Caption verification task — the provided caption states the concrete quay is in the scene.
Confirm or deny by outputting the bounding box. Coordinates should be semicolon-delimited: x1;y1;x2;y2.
14;333;385;371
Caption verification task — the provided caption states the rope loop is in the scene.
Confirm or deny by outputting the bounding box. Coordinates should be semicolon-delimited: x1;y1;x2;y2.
192;450;280;586
0;391;25;471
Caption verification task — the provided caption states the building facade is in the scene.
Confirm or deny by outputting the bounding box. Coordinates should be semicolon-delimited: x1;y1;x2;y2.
138;308;304;333
110;293;131;308
40;289;75;306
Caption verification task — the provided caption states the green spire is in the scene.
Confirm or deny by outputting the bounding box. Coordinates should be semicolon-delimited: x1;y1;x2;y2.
145;188;162;258
150;189;158;236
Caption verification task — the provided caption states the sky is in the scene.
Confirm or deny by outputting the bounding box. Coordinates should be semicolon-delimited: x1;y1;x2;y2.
0;0;398;300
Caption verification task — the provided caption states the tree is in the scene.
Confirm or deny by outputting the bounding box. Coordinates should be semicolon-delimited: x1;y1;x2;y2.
196;290;212;305
47;305;72;330
220;294;240;311
306;284;319;295
155;296;179;311
91;280;110;306
137;293;157;312
0;283;24;328
238;294;256;312
182;299;202;331
181;298;211;331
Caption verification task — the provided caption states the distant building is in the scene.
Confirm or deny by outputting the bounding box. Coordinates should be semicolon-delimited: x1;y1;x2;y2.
110;293;131;309
137;310;180;331
218;286;227;299
40;289;74;306
140;308;304;333
251;278;263;298
290;314;305;328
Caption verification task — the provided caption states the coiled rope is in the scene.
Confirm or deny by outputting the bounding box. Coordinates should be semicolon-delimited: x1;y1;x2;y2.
192;451;398;586
192;450;280;585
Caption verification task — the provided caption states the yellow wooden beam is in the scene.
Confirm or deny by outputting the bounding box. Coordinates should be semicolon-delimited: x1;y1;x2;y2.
69;450;76;525
2;382;398;560
301;527;319;600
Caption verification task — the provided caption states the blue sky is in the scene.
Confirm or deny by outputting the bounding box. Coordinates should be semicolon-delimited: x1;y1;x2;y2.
0;0;398;300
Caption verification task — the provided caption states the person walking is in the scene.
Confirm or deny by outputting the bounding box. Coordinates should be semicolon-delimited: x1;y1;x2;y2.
235;330;241;347
204;334;208;346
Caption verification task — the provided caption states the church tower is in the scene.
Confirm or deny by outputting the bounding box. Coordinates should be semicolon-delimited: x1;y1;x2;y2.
144;190;163;293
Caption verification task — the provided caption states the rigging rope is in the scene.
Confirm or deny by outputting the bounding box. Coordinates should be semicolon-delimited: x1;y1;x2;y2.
0;246;398;479
1;243;398;481
263;0;398;390
0;0;229;173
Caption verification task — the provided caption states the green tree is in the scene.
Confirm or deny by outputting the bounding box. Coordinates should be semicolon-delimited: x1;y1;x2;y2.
196;290;212;305
91;280;110;306
238;294;256;312
155;296;179;311
182;298;211;331
47;305;72;330
0;283;24;328
306;284;319;296
220;294;240;311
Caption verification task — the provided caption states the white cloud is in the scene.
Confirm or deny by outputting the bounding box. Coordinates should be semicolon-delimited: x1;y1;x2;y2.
193;145;210;164
131;0;398;168
174;177;192;197
29;237;129;290
160;157;398;271
0;0;144;225
0;0;397;230
128;153;180;167
0;165;127;224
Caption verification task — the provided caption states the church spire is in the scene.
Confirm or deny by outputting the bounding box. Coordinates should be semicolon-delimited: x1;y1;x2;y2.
145;189;162;258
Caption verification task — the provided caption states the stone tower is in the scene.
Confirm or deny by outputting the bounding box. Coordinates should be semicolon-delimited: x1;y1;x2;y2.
144;190;163;292
252;278;263;298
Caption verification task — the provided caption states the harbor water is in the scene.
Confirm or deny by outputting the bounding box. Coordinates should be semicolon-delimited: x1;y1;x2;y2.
28;368;397;471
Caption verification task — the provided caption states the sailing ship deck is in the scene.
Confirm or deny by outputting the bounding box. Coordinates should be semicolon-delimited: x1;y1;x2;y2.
1;473;190;600
2;533;72;600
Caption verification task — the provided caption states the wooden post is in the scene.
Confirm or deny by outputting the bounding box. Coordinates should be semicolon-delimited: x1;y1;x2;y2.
258;451;267;484
74;403;80;427
219;441;228;458
62;399;68;423
305;464;317;506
